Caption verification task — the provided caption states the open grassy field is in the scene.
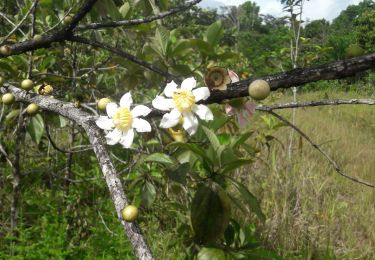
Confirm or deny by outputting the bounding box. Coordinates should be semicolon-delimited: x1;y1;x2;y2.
245;89;375;259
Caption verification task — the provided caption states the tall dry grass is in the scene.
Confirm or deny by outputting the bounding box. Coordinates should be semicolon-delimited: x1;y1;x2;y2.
246;90;375;259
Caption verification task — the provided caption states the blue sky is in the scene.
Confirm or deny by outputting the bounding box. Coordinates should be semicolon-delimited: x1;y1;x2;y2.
200;0;363;21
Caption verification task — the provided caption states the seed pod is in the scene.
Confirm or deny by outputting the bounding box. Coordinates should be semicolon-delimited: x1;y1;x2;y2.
33;34;43;43
122;205;139;222
248;79;271;100
2;93;15;105
26;103;39;115
37;83;53;95
0;45;11;56
97;98;111;111
21;79;34;90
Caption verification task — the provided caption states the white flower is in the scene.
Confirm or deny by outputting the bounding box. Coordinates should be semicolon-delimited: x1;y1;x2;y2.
95;92;152;148
152;77;213;135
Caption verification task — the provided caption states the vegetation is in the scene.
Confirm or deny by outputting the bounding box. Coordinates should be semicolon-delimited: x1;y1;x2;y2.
0;0;374;259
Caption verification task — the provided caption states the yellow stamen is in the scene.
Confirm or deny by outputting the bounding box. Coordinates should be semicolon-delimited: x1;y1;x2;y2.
112;107;132;131
172;89;195;113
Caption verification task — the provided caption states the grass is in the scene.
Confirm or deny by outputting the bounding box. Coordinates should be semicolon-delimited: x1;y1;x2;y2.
245;88;375;259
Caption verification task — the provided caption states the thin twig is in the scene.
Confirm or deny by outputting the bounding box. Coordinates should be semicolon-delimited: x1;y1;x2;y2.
70;36;177;81
76;0;202;31
0;0;39;45
256;98;375;111
0;12;27;37
264;110;375;189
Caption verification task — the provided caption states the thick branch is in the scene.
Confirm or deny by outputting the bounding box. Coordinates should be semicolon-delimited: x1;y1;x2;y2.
76;0;202;31
0;0;98;57
0;85;154;260
206;53;375;104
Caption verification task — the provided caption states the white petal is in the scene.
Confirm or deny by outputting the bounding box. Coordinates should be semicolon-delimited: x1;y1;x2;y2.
96;116;114;130
192;87;210;102
193;104;214;121
132;118;151;132
120;92;133;108
160;109;181;128
152;96;175;111
131;105;151;118
105;129;122;145
181;77;196;91
182;112;198;136
164;81;178;97
106;103;118;118
119;129;134;148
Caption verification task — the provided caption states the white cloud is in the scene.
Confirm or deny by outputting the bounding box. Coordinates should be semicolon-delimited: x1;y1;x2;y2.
217;0;363;21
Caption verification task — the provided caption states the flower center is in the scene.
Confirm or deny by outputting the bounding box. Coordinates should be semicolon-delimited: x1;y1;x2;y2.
112;107;132;131
172;89;196;112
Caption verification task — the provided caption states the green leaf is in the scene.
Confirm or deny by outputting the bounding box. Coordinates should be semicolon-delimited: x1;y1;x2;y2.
119;2;131;18
27;114;45;145
166;163;190;185
144;152;175;165
226;177;265;222
198;248;226;260
190;39;214;55
204;20;224;47
5;109;20;121
201;125;220;152
172;40;192;57
221;159;253;175
93;0;121;20
231;131;254;149
166;142;212;165
141;181;156;208
191;182;231;245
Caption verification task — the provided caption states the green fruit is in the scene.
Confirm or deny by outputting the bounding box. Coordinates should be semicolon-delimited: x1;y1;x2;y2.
21;79;34;90
248;79;271;100
2;93;15;105
33;34;43;43
63;15;73;25
0;45;11;56
26;103;39;115
345;44;365;58
0;76;4;86
121;205;139;222
97;98;111;111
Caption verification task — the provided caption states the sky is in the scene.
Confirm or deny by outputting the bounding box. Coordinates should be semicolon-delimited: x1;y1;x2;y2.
200;0;363;22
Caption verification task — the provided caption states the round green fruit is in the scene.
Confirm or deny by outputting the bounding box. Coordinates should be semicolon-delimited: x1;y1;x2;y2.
97;98;111;111
26;103;39;115
248;79;271;100
0;45;11;56
21;79;34;91
63;15;73;25
33;34;43;43
2;93;15;105
121;205;139;222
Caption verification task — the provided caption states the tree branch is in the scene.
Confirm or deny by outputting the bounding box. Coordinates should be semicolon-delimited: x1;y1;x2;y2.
0;0;39;45
76;0;202;31
256;98;375;111
264;110;375;189
70;35;176;80
206;53;375;103
0;0;99;57
0;85;154;260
